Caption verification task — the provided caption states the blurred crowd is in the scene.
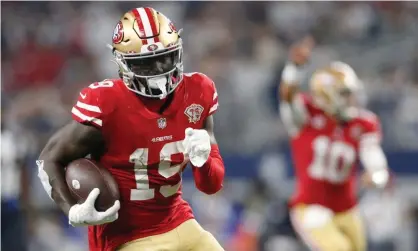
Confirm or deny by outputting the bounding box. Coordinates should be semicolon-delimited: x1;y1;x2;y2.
2;2;418;251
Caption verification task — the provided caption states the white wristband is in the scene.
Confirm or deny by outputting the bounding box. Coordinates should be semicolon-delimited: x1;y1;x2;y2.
282;63;302;85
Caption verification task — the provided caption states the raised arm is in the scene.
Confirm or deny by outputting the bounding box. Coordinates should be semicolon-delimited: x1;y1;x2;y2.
279;36;315;102
279;36;315;136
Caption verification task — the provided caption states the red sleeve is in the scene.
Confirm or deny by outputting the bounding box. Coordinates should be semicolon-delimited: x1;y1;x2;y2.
280;93;311;137
207;80;219;116
71;80;115;129
358;110;382;144
192;144;225;195
196;73;218;116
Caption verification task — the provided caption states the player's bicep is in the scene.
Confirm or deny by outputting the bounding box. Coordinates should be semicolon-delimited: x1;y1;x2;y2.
203;115;217;145
40;121;104;165
279;94;309;137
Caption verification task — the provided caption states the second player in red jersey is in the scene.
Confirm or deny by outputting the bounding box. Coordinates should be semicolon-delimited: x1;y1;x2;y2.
285;93;382;213
278;37;390;251
37;7;225;251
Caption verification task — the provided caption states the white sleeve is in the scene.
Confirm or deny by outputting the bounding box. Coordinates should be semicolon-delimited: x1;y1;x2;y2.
36;160;53;200
279;94;309;137
359;133;389;187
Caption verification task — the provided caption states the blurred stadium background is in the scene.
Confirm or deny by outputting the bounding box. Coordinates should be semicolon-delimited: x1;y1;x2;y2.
1;1;418;251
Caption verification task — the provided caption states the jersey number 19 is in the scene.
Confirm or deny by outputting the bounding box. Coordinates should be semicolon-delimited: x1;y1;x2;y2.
129;141;185;201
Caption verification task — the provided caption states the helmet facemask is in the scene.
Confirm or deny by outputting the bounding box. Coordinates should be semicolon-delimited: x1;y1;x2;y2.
329;86;358;121
113;41;184;99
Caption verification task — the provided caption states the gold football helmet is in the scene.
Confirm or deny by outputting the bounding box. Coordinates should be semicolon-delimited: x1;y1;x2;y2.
310;61;362;120
110;7;183;99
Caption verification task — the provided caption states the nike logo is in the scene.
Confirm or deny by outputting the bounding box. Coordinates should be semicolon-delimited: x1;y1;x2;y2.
79;93;87;99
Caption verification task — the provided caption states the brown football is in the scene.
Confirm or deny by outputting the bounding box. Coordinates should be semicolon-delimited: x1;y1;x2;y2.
65;158;120;211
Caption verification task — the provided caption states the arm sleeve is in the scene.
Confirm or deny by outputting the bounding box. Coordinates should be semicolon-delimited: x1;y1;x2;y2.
279;93;310;137
191;74;224;194
196;73;219;117
71;83;112;129
192;144;225;195
358;115;389;186
359;114;383;145
208;79;219;116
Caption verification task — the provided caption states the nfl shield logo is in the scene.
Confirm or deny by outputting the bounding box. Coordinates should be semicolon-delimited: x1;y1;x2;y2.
112;21;124;44
157;118;167;129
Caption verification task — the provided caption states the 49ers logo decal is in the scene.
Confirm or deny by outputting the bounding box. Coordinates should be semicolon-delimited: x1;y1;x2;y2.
147;44;158;51
112;21;124;44
185;104;204;124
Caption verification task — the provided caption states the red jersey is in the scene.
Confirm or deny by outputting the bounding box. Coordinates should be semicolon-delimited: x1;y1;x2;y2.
281;94;381;212
71;73;219;251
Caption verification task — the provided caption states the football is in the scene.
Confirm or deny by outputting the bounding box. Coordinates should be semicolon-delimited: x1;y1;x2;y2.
65;158;120;211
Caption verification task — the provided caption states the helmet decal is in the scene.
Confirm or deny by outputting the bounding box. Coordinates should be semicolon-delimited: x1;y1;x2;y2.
112;21;124;44
147;44;158;51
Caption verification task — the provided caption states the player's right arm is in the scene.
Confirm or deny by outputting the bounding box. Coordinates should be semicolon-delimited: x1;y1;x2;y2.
37;121;104;215
37;80;120;226
279;36;315;136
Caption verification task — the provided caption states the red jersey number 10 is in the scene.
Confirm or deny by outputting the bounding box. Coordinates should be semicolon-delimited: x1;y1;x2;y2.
308;136;356;183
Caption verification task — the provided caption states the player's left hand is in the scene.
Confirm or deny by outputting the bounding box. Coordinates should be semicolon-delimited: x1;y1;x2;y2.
183;128;211;167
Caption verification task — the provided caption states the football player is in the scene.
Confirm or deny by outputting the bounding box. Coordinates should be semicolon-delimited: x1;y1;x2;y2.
278;36;391;251
37;7;225;251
